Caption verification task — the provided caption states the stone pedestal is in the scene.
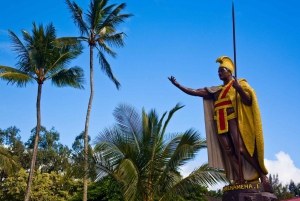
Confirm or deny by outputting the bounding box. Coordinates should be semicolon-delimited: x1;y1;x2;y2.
222;183;278;201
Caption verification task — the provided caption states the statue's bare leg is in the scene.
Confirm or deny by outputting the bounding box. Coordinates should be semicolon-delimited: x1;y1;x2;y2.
217;132;244;184
228;119;269;184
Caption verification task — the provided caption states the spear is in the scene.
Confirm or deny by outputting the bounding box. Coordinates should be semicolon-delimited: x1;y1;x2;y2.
232;2;237;78
232;1;243;184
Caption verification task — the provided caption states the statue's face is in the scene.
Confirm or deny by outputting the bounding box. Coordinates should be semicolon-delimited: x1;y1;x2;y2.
218;67;231;80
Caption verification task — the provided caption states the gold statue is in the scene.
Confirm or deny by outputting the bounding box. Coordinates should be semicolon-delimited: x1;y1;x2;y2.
168;56;269;184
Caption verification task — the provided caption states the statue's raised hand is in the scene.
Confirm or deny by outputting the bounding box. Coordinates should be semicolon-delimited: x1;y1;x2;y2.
232;76;242;90
168;76;180;87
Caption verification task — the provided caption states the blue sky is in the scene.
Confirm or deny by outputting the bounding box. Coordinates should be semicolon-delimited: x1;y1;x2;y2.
1;0;299;186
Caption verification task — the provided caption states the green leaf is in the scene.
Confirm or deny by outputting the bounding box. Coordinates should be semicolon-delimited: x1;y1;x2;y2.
50;67;85;89
0;65;33;87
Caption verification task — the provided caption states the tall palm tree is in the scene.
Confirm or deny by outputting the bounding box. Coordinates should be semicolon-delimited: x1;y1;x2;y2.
65;0;132;199
0;22;84;201
94;103;228;201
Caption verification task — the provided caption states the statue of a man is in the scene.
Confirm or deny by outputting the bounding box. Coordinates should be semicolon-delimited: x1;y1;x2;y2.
168;56;269;184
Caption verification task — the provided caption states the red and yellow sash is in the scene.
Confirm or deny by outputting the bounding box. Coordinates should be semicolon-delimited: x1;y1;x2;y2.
214;81;235;134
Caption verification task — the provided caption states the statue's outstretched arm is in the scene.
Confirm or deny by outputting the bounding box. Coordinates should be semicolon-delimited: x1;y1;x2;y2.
168;76;212;99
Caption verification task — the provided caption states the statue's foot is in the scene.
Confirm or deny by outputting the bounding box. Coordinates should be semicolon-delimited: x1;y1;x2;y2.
260;175;270;184
233;178;245;185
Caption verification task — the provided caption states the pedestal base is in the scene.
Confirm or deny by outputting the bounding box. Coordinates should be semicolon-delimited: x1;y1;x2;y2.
222;183;277;201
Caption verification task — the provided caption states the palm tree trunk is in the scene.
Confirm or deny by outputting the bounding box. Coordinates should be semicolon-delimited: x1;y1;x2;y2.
83;45;94;201
24;83;42;201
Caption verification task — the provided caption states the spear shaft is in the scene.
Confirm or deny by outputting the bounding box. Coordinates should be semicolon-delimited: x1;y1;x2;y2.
232;2;237;78
232;1;242;184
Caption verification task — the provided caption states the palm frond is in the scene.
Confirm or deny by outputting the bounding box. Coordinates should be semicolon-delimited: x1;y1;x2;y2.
98;51;120;89
155;111;167;136
145;109;166;188
141;109;158;147
169;129;206;169
145;110;167;164
8;30;36;74
102;32;126;48
101;3;133;30
9;29;29;59
176;163;228;189
0;65;34;87
95;126;119;144
50;66;84;89
87;0;112;30
65;0;89;36
45;42;83;75
160;103;184;141
94;127;128;169
112;103;142;151
116;158;139;201
94;136;140;201
44;22;57;43
55;37;85;47
155;171;182;199
0;146;21;175
94;3;116;31
96;42;117;58
157;164;227;200
97;25;115;36
29;22;58;70
156;129;206;190
95;145;123;169
21;29;33;47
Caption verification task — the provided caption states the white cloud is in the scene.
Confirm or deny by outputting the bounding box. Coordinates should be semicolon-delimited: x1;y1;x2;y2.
265;151;300;185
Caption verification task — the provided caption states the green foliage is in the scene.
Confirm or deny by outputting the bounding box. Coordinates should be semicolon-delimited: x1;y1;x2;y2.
207;189;223;199
68;132;97;180
0;169;82;201
177;185;209;201
0;145;20;181
0;127;22;180
71;175;124;201
0;126;25;160
0;168;28;201
0;114;226;201
25;126;72;173
0;126;88;200
269;174;295;200
289;180;300;197
72;131;90;153
94;103;227;201
0;126;76;175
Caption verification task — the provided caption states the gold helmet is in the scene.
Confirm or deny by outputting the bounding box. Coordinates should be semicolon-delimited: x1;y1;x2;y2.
216;56;235;74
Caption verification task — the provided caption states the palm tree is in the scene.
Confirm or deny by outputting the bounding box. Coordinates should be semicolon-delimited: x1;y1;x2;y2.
65;0;132;199
0;146;20;182
94;103;228;201
0;22;84;201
